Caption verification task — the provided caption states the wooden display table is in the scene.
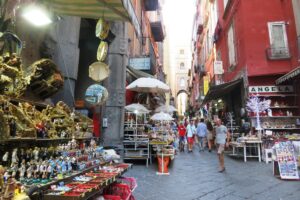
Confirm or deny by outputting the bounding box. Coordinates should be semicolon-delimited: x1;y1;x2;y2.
230;140;262;162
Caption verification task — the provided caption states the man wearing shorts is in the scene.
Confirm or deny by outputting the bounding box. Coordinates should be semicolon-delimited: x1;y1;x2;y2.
215;119;230;172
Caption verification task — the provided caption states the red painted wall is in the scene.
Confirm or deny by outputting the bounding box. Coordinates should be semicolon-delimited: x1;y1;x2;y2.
215;0;298;82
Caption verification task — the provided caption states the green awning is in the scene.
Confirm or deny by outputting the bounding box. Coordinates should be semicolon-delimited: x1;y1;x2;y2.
43;0;141;37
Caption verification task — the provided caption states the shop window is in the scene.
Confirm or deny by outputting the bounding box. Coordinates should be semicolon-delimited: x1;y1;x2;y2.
267;22;290;59
180;62;185;69
227;22;237;69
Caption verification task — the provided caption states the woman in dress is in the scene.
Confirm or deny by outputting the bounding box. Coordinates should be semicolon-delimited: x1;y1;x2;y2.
206;120;214;152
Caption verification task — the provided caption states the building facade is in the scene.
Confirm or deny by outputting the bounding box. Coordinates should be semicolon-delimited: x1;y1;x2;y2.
190;0;299;124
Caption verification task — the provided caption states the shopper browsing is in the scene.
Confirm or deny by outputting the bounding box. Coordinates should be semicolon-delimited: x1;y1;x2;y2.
196;118;207;152
215;119;230;172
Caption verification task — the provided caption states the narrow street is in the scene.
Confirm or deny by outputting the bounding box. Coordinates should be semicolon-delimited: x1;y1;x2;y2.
126;150;300;200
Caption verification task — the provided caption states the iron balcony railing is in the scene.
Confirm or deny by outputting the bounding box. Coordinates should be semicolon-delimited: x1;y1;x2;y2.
266;47;291;60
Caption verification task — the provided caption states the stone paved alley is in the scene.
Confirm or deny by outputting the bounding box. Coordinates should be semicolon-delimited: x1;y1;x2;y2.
126;150;300;200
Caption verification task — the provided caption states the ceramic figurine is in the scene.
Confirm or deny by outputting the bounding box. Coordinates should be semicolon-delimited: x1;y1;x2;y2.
19;161;26;181
47;161;53;179
19;149;26;165
33;147;39;161
26;162;33;179
61;159;67;174
36;122;45;138
33;161;40;179
9;118;17;138
2;152;9;167
10;162;18;178
11;149;19;165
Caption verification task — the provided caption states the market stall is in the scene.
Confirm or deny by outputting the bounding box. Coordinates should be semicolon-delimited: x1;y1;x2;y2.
149;112;175;175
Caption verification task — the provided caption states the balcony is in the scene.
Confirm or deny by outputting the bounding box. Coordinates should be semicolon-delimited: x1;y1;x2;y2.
266;47;291;60
144;0;159;11
150;21;165;42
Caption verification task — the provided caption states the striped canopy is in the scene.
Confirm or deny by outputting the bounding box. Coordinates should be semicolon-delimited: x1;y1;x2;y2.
43;0;141;37
44;0;130;21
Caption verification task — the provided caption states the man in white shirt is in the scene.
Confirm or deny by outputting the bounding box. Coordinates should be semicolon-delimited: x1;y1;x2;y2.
186;120;196;152
215;119;230;172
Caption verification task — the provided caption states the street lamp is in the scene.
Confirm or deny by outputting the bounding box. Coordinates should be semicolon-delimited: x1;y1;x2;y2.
21;4;52;26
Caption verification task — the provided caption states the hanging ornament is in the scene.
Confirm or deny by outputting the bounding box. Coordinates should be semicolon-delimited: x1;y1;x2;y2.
95;18;110;40
97;41;108;61
85;84;108;106
88;62;110;82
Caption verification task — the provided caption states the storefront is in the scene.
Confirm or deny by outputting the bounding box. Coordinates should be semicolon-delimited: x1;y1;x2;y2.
0;0;140;199
201;78;245;131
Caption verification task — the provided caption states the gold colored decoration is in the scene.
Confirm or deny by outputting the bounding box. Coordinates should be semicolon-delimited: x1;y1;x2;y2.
97;41;108;61
88;62;110;82
95;18;110;40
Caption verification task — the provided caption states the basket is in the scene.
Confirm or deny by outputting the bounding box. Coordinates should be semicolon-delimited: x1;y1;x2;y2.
104;183;132;200
118;177;137;191
103;195;121;200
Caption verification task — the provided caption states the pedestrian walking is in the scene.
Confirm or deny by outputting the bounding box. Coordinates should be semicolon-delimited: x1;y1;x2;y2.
196;118;207;152
206;120;214;152
215;119;230;172
186;120;196;152
178;122;186;152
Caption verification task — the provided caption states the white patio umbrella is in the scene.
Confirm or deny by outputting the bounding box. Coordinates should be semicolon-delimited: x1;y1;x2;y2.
151;112;174;121
126;77;170;93
125;103;150;113
155;105;177;113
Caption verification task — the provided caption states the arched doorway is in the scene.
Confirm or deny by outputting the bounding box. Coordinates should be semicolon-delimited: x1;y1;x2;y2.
176;90;188;117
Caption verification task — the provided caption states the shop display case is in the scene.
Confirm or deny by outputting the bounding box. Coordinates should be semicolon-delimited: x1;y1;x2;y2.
123;112;150;166
248;94;300;163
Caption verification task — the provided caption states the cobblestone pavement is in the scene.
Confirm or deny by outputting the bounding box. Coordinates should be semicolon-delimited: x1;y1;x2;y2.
125;149;300;200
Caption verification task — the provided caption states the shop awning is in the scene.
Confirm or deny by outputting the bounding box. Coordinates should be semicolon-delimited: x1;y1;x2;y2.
201;78;243;105
275;66;300;85
126;66;155;79
44;0;141;38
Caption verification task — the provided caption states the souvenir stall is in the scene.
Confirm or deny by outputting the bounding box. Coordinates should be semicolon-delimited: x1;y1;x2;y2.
149;112;175;175
0;1;138;199
123;104;151;166
124;77;172;171
247;86;300;179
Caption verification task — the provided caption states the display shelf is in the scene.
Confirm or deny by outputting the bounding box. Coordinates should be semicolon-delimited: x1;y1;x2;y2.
270;106;298;109
250;116;300;118
264;128;300;130
0;137;97;143
254;94;297;97
40;163;132;200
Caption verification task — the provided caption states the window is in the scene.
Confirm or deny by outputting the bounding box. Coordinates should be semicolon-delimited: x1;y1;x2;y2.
180;77;185;87
180;49;184;54
180;62;185;69
227;23;236;68
268;22;289;58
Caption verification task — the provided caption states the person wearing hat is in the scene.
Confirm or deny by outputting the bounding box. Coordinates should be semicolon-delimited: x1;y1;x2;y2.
186;120;196;152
